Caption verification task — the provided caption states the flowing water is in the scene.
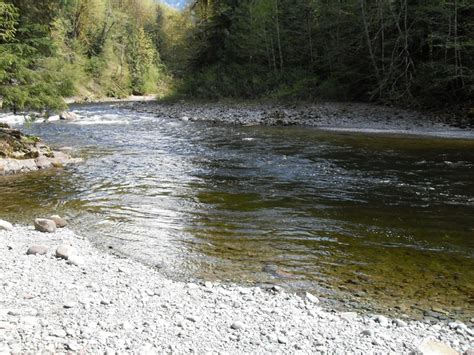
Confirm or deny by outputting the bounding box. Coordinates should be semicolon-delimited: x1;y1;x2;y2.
1;105;473;320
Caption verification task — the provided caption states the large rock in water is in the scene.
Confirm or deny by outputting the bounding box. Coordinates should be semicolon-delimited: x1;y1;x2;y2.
59;111;78;121
34;218;57;233
0;219;13;231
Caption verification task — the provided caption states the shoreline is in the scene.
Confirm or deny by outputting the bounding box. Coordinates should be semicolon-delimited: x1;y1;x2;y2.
0;224;472;353
119;100;474;133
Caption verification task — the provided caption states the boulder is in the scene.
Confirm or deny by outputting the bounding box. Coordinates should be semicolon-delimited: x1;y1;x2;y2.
35;156;53;170
59;111;78;121
55;244;76;260
26;245;48;256
0;219;13;231
34;218;57;233
50;215;67;228
417;338;458;355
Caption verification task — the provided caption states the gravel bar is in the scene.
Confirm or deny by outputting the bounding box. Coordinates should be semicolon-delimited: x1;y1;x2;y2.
0;225;472;354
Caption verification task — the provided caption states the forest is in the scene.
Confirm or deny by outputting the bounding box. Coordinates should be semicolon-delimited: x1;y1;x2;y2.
0;0;473;114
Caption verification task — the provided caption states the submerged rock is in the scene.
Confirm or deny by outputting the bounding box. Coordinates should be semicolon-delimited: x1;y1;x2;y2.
34;218;57;233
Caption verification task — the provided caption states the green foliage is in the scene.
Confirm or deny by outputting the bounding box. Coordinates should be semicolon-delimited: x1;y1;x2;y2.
179;0;473;112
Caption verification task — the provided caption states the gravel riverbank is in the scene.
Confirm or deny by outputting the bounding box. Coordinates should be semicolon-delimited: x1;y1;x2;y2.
120;101;474;134
0;224;472;354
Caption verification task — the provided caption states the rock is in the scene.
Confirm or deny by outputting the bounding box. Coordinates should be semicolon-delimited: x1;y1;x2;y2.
65;341;81;352
63;302;76;309
375;315;390;327
230;321;245;330
394;319;407;328
50;329;67;338
34;218;56;233
67;254;85;266
341;312;358;321
361;329;374;337
278;336;288;344
305;292;319;304
26;244;48;255
55;244;76;259
35;156;53;170
186;316;199;323
49;215;67;228
417;338;458;355
0;219;13;231
59;111;78;121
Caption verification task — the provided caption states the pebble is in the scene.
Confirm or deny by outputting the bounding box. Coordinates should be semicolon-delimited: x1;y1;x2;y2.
68;254;85;266
305;292;320;304
375;315;390;327
33;218;57;233
278;336;288;344
361;329;374;337
63;302;76;309
230;321;245;330
55;244;76;260
0;219;13;231
50;329;67;337
26;244;48;256
394;319;408;328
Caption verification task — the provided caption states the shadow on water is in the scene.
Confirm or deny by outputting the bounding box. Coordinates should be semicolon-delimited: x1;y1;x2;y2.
0;105;473;320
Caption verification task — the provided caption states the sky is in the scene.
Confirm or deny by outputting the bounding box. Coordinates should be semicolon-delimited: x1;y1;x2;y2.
162;0;187;9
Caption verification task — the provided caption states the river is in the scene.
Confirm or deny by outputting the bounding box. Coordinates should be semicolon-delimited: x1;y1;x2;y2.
0;104;473;320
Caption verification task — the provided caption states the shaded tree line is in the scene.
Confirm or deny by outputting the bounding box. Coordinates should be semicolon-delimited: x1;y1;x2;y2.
181;0;473;111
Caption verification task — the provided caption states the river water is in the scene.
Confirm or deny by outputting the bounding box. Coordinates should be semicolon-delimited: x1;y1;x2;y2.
1;104;473;320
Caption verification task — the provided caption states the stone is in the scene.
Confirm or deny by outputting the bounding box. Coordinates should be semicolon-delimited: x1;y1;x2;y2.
305;292;319;304
361;329;374;337
65;341;81;351
26;244;48;256
55;244;76;260
394;319;407;328
63;302;76;309
278;336;288;344
68;254;85;266
417;338;458;355
230;321;245;330
50;215;67;228
375;315;389;327
50;329;67;338
341;312;358;321
0;219;13;231
59;111;78;121
35;156;53;170
34;218;56;233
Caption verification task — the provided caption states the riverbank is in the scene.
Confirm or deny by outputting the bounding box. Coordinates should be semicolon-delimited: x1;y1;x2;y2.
0;224;472;354
121;100;474;132
0;124;81;176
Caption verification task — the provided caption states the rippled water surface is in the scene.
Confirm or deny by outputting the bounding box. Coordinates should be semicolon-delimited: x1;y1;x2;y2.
1;105;473;319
